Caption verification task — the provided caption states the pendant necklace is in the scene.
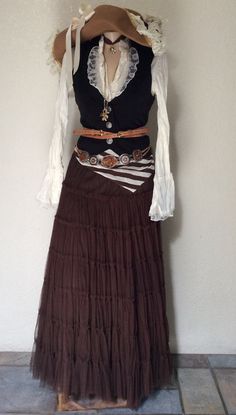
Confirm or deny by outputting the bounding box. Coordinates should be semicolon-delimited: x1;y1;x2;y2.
103;34;126;54
99;34;126;123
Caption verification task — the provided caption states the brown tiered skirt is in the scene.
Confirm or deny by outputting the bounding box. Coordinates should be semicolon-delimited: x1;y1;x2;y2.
29;149;173;409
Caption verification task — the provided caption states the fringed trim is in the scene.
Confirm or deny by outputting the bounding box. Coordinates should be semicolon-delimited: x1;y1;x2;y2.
148;173;175;221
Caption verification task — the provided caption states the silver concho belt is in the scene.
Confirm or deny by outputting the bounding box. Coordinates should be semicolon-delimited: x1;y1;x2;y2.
74;144;152;168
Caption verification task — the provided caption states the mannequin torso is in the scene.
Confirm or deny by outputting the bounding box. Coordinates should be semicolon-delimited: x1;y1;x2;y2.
103;31;122;84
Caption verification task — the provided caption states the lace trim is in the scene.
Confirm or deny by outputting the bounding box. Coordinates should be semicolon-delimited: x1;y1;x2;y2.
87;38;139;101
123;47;139;95
127;11;167;56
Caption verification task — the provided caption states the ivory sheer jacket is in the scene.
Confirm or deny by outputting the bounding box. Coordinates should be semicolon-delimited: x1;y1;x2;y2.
36;14;175;222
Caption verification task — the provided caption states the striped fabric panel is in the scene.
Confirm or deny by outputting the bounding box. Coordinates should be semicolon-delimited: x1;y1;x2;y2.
75;148;155;193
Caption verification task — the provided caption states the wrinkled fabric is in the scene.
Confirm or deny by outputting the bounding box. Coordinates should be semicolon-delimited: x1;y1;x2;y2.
30;151;174;408
149;53;175;220
36;17;175;222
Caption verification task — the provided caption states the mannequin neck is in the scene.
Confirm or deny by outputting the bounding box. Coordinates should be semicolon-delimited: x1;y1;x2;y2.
103;31;121;43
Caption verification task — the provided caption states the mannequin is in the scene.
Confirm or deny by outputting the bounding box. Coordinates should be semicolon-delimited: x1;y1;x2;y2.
103;31;120;42
31;4;174;412
55;28;128;412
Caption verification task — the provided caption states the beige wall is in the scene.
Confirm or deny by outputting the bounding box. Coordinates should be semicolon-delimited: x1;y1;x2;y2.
0;0;235;353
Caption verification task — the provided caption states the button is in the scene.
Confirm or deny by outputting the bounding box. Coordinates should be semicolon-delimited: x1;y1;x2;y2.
106;138;113;144
106;121;112;129
89;155;98;165
119;153;130;165
107;106;112;113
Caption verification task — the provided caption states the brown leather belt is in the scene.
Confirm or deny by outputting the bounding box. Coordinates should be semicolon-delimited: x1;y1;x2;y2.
74;143;152;168
73;126;149;140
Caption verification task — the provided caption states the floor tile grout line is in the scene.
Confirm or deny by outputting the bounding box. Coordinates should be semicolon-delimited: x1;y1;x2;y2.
0;356;235;415
3;364;236;369
209;365;229;415
0;364;31;367
173;367;185;415
175;366;231;415
0;412;54;414
207;353;236;369
1;353;236;368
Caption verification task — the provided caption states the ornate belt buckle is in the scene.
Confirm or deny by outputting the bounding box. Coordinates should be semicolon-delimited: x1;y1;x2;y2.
101;155;118;168
89;155;98;165
119;153;130;165
78;150;90;162
132;149;143;161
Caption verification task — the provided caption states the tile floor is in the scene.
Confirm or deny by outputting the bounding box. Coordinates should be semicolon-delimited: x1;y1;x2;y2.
0;353;235;415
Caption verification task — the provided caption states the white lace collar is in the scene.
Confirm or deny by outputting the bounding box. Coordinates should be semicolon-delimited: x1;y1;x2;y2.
87;35;139;102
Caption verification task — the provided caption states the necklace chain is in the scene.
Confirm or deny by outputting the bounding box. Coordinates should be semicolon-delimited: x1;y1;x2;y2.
99;34;126;123
103;34;125;45
103;34;126;54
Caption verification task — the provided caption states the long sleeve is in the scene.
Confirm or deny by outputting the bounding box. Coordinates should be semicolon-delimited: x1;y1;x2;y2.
36;6;95;208
148;52;175;221
36;50;68;208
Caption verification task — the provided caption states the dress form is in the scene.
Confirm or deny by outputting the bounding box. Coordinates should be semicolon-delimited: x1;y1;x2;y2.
57;31;128;413
103;31;122;84
103;31;121;43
